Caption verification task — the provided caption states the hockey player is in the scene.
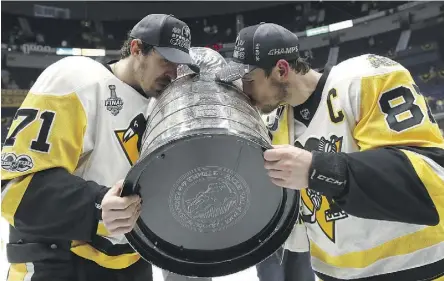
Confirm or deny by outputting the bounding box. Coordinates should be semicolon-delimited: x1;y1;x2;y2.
1;14;195;281
217;23;444;281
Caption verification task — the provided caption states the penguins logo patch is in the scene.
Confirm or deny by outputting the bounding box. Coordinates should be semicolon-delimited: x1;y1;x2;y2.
114;113;147;165
296;135;348;243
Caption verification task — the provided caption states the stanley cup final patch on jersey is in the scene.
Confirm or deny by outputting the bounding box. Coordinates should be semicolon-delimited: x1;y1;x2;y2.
114;113;147;165
105;84;124;116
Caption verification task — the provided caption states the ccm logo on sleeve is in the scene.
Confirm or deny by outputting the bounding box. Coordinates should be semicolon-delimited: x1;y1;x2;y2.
310;169;346;186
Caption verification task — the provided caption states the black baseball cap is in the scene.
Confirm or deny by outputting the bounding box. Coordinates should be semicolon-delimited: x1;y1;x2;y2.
217;23;300;82
130;14;193;65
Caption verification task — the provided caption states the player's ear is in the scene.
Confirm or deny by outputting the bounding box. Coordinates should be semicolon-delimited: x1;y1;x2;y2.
130;39;143;56
275;59;290;80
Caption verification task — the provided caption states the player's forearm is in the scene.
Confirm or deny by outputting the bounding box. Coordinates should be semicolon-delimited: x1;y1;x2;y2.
307;148;439;225
2;167;109;241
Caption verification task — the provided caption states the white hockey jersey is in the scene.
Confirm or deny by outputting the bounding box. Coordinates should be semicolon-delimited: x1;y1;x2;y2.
1;56;154;269
266;54;444;280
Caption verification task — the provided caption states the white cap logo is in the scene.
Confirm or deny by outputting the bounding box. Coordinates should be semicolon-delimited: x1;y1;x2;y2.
170;25;191;50
235;34;245;47
182;26;191;39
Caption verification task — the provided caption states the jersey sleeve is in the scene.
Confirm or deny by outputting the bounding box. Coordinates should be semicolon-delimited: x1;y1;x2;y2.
309;57;444;226
1;69;109;241
352;63;443;150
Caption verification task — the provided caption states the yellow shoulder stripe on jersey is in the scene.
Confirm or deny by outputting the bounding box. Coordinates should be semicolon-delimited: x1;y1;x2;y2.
1;92;87;180
401;149;444;220
1;176;32;226
6;263;33;281
97;222;111;236
71;242;140;269
310;149;444;268
271;104;290;145
354;70;444;150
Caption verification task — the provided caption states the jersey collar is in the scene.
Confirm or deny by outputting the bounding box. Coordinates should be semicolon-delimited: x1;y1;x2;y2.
293;65;332;127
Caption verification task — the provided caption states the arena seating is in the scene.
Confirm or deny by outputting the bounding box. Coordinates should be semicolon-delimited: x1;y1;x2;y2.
1;2;444;137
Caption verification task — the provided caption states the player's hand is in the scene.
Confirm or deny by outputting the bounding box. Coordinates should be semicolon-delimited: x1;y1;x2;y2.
102;180;142;235
263;144;313;190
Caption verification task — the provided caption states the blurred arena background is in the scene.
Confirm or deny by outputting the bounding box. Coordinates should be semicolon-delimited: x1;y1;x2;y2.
1;1;444;280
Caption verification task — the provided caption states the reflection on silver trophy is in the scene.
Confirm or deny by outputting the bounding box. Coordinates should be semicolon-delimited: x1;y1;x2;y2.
140;47;271;159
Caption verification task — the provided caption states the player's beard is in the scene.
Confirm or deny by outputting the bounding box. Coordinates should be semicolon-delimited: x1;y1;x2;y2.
261;78;289;114
136;60;156;98
137;60;168;98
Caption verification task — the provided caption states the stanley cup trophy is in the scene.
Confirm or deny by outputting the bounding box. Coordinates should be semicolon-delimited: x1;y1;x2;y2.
121;47;300;278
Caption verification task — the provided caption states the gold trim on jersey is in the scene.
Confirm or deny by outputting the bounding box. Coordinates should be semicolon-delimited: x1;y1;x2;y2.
97;222;111;236
71;241;140;269
270;105;290;144
1;176;32;226
6;263;34;281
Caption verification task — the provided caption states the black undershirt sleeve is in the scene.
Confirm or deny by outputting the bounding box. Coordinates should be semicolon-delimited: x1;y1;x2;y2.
308;146;441;226
4;167;109;241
